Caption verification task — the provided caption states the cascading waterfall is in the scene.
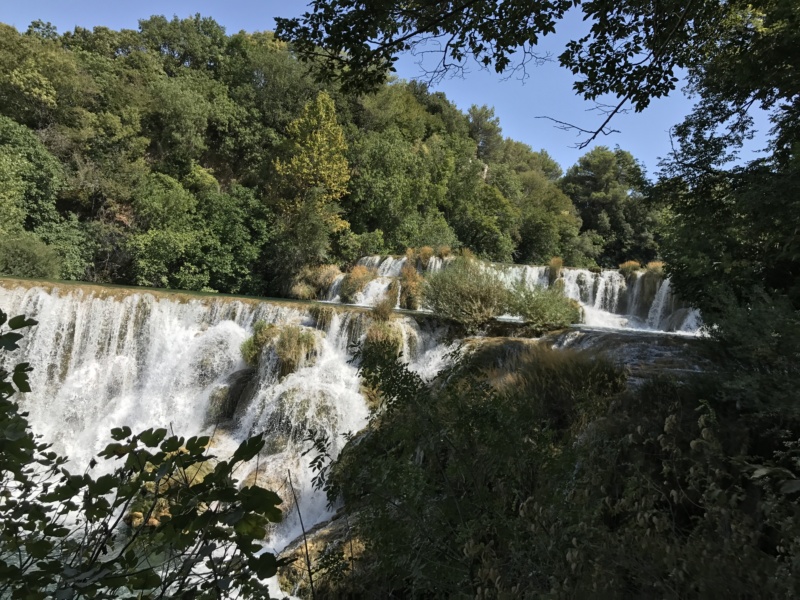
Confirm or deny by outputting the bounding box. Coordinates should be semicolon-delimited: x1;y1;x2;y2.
0;281;451;575
330;256;701;333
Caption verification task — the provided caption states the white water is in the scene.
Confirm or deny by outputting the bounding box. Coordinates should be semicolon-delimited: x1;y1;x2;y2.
0;282;450;573
332;256;701;333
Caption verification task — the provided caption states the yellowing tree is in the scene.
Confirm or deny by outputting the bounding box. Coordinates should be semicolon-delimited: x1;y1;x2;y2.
274;90;350;231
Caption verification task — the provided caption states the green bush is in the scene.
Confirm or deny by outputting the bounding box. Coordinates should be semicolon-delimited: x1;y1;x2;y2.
423;257;508;332
507;281;582;333
0;233;62;279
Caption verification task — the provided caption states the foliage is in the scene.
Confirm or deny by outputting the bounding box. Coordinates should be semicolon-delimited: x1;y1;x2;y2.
371;295;395;322
275;325;318;377
547;255;563;284
0;310;285;598
326;343;627;596
507;280;582;332
618;259;641;277
398;264;423;310
423;257;508;332
0;232;62;279
326;337;800;598
290;264;342;300
0;16;666;295
561;146;658;266
240;320;279;367
339;265;376;304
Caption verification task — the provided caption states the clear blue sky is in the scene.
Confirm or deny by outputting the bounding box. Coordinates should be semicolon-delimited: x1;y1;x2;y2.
1;1;768;174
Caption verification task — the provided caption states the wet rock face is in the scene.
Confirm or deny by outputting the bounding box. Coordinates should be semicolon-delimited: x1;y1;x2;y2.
544;327;712;385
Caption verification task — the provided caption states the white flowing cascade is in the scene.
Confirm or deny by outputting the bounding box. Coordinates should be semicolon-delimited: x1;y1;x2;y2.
0;282;450;566
330;256;701;333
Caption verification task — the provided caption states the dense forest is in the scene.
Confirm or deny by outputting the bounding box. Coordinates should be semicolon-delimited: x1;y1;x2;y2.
0;16;661;297
2;2;800;598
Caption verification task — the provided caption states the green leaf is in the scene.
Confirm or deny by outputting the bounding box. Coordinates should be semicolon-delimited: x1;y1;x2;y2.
139;428;167;448
0;332;24;350
110;426;132;441
8;315;38;330
248;552;278;579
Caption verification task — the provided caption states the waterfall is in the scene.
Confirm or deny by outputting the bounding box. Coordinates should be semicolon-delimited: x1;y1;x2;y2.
328;256;702;333
0;281;452;564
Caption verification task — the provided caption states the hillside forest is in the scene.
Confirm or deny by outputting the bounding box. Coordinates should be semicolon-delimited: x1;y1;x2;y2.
0;16;660;297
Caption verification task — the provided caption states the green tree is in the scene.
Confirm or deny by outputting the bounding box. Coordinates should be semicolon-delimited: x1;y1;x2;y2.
561;146;657;265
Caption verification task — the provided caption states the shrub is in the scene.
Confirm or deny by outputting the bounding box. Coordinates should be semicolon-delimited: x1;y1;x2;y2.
275;326;318;377
423;257;509;332
240;321;279;367
0;233;62;279
290;264;342;299
372;296;395;322
619;260;642;277
646;261;664;275
417;246;434;269
507;282;582;333
399;265;423;310
362;321;403;358
309;306;335;331
436;245;451;258
547;256;563;285
340;265;376;303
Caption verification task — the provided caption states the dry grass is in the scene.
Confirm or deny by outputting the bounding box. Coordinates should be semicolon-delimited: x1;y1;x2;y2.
646;261;665;276
548;256;563;285
399;265;423;310
340;265;377;303
418;246;435;269
619;260;642;278
289;264;342;300
436;245;451;258
372;296;395;322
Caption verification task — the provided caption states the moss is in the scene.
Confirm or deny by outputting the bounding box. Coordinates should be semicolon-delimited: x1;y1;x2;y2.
340;265;377;303
275;326;319;377
240;321;279;367
309;305;335;331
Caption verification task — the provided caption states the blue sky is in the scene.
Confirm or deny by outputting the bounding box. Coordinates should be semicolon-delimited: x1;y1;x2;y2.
1;1;767;174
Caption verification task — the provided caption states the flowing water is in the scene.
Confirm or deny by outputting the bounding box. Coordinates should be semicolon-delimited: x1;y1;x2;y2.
0;281;447;576
331;256;701;333
0;264;701;595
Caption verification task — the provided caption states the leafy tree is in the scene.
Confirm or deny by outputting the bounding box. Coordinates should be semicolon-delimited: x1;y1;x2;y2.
0;115;62;229
467;104;503;162
561;146;657;265
0;233;62;279
0;311;285;598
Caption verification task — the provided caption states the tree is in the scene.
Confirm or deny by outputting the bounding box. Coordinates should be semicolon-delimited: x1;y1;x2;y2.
0;311;285;598
561;146;657;266
275;0;737;143
270;91;351;281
